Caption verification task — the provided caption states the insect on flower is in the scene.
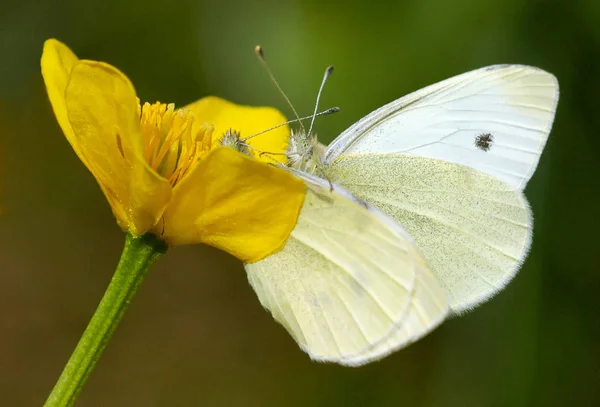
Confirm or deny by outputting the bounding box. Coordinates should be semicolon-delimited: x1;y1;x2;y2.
41;39;306;262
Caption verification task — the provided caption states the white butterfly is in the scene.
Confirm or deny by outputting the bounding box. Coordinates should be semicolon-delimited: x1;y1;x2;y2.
239;64;559;366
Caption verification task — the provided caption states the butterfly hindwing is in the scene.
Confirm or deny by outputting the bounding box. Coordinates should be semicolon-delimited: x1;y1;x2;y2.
245;174;448;365
328;154;532;312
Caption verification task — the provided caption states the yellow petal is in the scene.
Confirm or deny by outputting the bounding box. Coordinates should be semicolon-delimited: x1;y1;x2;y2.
161;147;305;262
41;39;87;164
65;60;171;234
184;96;289;163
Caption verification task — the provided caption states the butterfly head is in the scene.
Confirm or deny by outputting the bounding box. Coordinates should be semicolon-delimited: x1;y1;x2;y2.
287;129;326;175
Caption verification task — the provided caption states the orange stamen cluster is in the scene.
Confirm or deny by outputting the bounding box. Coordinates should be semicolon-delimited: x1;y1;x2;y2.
140;102;213;186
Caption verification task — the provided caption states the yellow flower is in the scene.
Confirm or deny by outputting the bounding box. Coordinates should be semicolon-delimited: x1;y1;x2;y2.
41;39;305;262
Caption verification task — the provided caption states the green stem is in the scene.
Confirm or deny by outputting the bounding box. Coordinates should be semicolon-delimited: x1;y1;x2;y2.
44;232;167;407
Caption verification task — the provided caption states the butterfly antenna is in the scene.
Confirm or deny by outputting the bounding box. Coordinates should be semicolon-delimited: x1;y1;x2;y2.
308;65;334;137
255;45;305;132
242;107;340;142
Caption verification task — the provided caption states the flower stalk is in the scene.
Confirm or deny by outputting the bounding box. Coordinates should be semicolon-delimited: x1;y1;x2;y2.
44;233;167;407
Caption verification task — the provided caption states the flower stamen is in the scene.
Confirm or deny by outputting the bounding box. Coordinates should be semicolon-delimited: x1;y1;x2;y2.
140;102;213;186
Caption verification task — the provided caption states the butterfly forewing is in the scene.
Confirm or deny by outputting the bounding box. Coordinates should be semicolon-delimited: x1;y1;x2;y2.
325;65;558;190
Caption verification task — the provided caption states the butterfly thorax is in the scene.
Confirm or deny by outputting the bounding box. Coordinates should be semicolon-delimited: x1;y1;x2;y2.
287;130;327;176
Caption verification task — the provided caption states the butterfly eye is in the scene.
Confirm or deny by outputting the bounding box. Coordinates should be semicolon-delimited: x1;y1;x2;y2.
475;132;494;152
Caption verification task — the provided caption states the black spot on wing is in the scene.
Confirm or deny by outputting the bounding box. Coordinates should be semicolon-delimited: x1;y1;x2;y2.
474;133;494;152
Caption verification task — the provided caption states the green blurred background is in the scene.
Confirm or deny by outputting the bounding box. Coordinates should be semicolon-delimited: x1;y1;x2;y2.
1;0;599;405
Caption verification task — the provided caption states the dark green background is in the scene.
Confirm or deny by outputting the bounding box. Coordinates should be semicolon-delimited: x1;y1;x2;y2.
1;0;599;405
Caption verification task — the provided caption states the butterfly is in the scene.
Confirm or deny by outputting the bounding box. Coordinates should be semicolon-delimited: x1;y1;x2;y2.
228;63;558;366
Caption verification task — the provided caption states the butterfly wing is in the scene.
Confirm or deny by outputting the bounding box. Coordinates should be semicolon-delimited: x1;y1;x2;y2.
324;65;558;190
328;154;532;313
245;173;448;365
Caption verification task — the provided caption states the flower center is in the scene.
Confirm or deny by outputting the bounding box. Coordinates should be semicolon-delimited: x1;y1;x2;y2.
139;102;213;186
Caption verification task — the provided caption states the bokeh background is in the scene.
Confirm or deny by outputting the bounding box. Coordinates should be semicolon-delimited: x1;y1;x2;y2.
1;0;599;405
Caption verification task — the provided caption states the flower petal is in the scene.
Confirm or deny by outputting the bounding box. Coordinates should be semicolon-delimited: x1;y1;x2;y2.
41;39;86;164
184;96;289;163
161;147;305;262
65;60;171;234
